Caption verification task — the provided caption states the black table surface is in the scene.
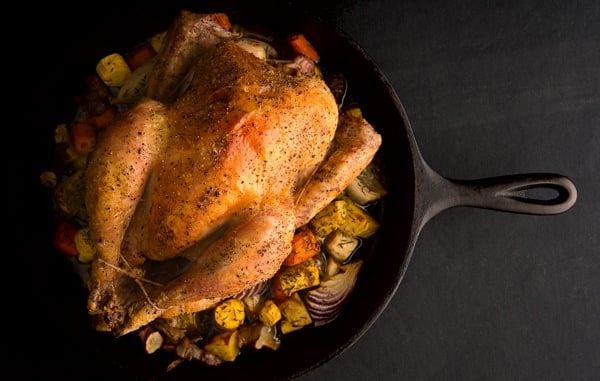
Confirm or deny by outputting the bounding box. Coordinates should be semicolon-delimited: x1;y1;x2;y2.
17;1;598;380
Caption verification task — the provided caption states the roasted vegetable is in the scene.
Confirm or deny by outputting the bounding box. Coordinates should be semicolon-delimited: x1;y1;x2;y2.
323;229;360;263
345;161;387;205
274;258;320;299
287;33;320;61
70;122;96;155
310;196;379;238
138;326;164;354
259;300;282;327
278;293;313;334
238;322;280;350
175;337;224;366
304;260;363;326
95;53;132;87
203;330;240;362
283;228;321;266
342;196;380;238
112;60;154;104
214;298;246;330
53;221;79;256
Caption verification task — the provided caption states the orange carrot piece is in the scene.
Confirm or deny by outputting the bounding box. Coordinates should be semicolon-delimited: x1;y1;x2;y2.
287;33;320;61
125;44;156;71
70;122;96;155
209;13;232;31
90;106;117;130
53;221;79;256
282;228;321;267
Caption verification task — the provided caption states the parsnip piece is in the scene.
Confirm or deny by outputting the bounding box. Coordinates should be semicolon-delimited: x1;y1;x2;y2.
345;162;387;205
138;326;164;354
324;229;359;263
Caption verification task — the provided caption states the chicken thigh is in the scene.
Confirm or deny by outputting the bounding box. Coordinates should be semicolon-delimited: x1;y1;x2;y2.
84;11;382;336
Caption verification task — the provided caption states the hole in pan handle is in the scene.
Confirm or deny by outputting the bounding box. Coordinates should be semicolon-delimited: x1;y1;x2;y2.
416;162;578;228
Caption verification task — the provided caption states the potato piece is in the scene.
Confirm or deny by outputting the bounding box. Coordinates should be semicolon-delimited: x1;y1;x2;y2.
310;196;379;239
310;200;347;238
343;197;380;238
259;300;282;327
276;258;320;297
203;330;240;362
214;299;245;330
324;229;359;263
96;53;132;87
278;293;313;334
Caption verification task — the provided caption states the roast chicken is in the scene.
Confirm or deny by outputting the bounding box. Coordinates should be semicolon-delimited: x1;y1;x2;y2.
85;10;382;336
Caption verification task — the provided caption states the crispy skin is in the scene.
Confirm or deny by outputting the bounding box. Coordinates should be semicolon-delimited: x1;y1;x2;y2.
85;11;381;336
294;112;382;227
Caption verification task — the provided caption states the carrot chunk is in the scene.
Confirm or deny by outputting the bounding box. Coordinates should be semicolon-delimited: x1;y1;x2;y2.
283;228;321;266
287;33;320;61
70;122;96;155
209;13;232;31
53;221;79;256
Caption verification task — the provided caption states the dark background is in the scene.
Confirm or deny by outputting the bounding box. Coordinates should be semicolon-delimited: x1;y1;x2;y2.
17;0;598;380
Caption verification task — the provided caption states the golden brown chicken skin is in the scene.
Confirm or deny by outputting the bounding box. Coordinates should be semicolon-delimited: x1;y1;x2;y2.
84;11;381;336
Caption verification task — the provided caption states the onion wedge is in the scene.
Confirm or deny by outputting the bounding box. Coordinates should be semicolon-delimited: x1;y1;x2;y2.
303;260;363;326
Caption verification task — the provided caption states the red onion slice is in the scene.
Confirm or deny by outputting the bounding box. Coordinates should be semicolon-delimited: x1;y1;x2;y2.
304;260;363;326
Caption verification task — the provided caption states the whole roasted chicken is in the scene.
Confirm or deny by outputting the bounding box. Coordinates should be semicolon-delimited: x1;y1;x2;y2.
85;10;381;336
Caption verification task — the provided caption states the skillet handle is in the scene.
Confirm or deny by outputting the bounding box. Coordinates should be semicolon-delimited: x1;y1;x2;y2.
417;163;578;227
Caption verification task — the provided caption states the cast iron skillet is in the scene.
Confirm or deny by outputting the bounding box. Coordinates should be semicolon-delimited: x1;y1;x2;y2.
27;1;577;380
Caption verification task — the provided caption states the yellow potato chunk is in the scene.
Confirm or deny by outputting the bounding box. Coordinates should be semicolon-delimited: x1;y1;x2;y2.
214;299;246;330
278;293;312;334
310;196;379;239
259;300;282;327
203;330;240;362
96;53;132;87
277;258;320;297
